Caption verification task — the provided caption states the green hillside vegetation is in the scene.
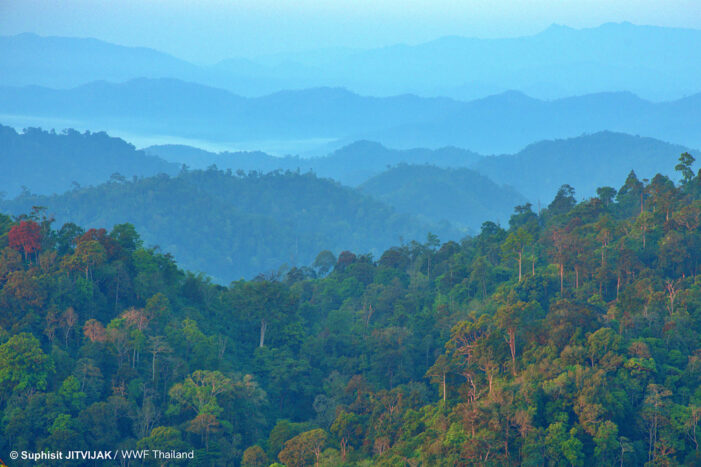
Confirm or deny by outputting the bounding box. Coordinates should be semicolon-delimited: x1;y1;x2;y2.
359;164;526;232
0;155;699;465
0;168;457;282
147;132;696;204
0;124;177;197
311;142;484;186
474;131;698;203
145;140;483;186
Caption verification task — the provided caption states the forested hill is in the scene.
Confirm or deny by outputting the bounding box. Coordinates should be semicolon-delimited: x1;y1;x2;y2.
145;140;484;186
0;169;457;282
0;156;699;466
359;164;525;231
147;131;696;201
0;125;178;197
475;131;698;203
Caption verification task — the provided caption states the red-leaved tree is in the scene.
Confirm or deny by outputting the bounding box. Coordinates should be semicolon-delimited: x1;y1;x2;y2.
8;220;42;261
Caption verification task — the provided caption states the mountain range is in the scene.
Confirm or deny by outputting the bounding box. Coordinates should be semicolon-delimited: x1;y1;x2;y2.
147;132;696;202
2;23;701;100
2;78;701;155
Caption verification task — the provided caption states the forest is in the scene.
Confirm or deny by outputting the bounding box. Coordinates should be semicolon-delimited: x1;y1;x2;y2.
0;154;699;466
1;167;460;282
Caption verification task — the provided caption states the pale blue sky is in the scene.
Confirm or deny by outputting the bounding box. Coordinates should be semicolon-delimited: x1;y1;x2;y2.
1;0;699;63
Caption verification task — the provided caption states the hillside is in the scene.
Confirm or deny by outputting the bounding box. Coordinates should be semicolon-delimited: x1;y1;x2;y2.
147;132;697;204
359;164;526;231
0;161;698;465
365;91;701;153
0;124;177;197
473;131;698;203
313;141;484;186
145;140;484;186
0;169;459;281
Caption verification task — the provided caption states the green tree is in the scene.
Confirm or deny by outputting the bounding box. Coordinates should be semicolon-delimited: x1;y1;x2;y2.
502;227;533;281
278;428;327;467
0;332;54;397
241;445;269;467
168;370;233;418
313;250;336;276
675;152;696;185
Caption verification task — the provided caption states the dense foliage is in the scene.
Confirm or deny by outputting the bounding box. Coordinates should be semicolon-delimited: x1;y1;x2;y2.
0;125;177;197
472;131;696;203
145;140;483;187
359;164;525;232
0;156;699;466
146;133;693;201
1;168;456;282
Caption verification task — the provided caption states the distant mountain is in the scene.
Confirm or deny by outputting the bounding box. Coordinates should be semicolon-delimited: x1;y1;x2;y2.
145;140;483;186
365;90;701;153
0;124;177;197
143;144;301;173
0;170;461;282
473;131;697;203
0;79;461;152
311;141;482;185
359;164;526;231
0;33;201;89
3;23;701;100
4;79;701;154
148;132;698;204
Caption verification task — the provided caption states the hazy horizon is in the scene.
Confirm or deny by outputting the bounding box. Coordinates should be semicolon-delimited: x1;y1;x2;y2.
2;0;700;63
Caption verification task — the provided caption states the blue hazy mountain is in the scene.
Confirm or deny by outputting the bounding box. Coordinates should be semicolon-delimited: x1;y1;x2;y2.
145;140;483;186
0;33;201;88
359;164;526;231
147;132;697;204
2;23;701;100
0;80;460;151
3;78;701;154
365;90;701;153
312;141;484;185
473;131;698;203
0;124;177;198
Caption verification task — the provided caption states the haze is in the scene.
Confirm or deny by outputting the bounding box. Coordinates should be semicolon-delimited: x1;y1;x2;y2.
1;0;699;62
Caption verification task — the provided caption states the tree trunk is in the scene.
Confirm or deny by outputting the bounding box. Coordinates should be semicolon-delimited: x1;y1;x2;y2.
559;263;564;295
341;438;348;460
442;371;446;403
152;352;157;382
115;274;120;311
518;251;522;281
508;328;516;376
259;319;267;347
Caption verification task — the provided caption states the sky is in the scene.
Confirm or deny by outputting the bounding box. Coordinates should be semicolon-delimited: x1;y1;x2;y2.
1;0;700;63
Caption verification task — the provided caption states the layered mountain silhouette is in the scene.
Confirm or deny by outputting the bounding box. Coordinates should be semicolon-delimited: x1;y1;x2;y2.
359;165;526;231
2;79;701;154
148;132;697;202
0;124;177;198
3;23;701;100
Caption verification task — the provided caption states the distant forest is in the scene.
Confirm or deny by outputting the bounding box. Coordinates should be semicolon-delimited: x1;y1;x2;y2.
1;168;453;282
0;155;699;465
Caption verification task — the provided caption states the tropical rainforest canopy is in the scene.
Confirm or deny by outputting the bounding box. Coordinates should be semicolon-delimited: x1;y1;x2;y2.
0;155;699;466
